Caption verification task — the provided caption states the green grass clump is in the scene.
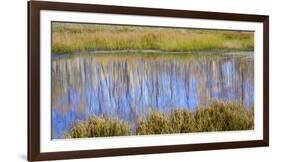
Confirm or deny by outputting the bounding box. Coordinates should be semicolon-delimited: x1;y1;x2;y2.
137;109;194;135
170;109;194;133
137;110;171;134
52;23;254;54
136;100;253;135
64;116;131;138
194;100;254;132
64;100;254;138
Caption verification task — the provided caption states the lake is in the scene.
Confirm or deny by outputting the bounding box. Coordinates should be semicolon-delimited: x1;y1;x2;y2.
51;52;254;139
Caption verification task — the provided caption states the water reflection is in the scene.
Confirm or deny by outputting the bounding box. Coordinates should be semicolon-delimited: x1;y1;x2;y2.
51;52;254;139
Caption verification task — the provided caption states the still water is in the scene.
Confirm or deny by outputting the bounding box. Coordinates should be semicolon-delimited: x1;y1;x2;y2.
51;52;254;138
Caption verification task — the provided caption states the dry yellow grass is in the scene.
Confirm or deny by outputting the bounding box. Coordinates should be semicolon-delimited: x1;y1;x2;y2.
52;23;254;54
65;100;254;138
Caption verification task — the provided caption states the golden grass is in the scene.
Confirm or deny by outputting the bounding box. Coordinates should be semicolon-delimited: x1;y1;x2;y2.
64;100;254;138
52;23;254;54
64;116;131;138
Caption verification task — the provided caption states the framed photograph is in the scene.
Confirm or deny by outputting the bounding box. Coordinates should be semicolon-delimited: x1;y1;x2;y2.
28;1;269;161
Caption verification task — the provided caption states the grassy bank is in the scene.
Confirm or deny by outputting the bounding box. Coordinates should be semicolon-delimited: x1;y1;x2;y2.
64;100;254;138
52;23;254;54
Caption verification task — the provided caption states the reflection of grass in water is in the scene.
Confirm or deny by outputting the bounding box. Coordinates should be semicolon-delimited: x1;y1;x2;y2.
64;100;254;138
52;53;250;76
52;52;242;65
52;53;253;120
52;23;254;54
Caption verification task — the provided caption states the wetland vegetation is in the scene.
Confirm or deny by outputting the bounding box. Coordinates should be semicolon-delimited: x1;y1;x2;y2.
65;100;254;138
52;23;254;54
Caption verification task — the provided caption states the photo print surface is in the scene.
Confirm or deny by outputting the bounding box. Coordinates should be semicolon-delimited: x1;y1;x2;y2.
51;22;254;139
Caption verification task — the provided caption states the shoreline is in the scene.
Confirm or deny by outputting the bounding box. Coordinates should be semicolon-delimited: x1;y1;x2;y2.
52;49;254;59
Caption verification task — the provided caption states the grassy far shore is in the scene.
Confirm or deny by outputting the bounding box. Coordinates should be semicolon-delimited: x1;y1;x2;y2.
64;100;254;138
52;23;254;54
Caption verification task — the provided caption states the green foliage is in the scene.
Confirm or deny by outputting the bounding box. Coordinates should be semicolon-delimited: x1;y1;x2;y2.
52;23;254;54
64;101;254;138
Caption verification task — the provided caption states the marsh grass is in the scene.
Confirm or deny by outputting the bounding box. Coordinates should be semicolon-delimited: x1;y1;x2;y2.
194;100;254;132
137;109;194;135
64;101;254;138
52;23;254;54
64;116;131;138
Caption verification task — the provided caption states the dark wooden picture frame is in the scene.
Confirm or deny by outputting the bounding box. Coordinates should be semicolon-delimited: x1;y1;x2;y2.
28;1;269;161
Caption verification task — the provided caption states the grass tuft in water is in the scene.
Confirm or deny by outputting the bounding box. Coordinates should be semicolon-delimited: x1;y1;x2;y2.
194;100;254;132
137;109;194;135
64;116;131;138
64;100;254;138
